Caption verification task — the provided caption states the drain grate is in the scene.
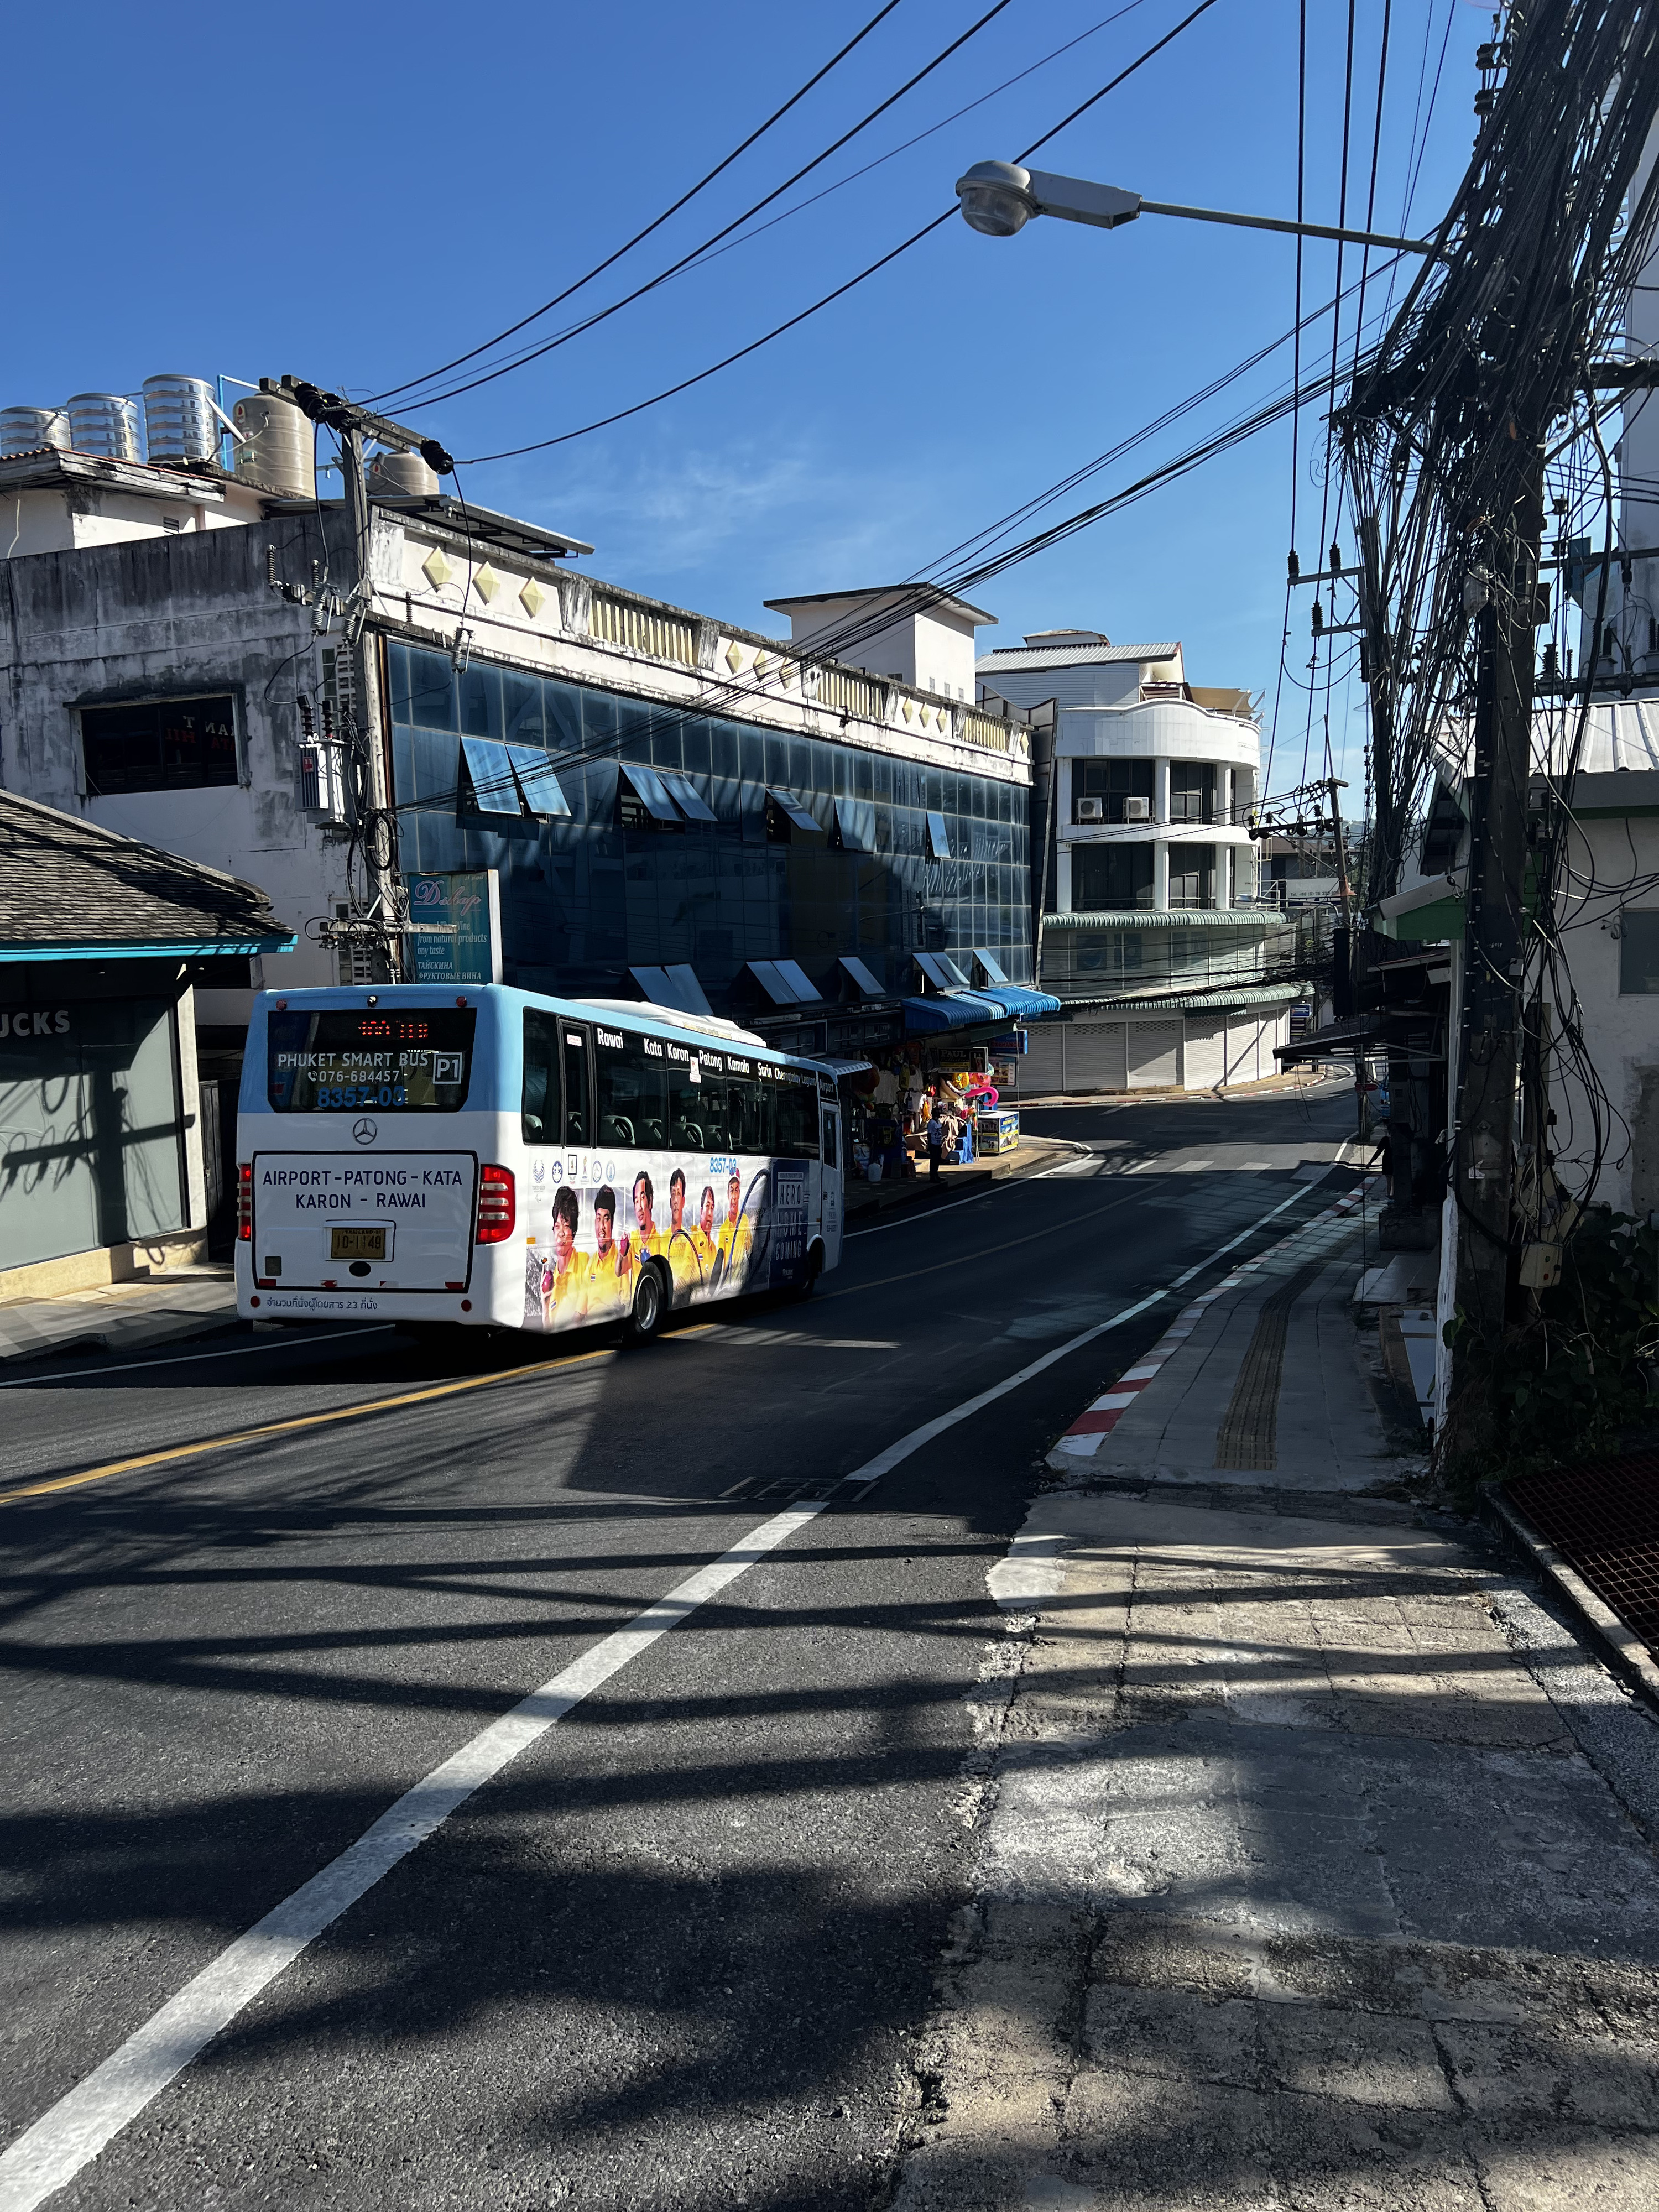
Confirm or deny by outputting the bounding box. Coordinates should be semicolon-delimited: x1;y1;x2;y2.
1212;1256;1332;1472
1510;1452;1659;1652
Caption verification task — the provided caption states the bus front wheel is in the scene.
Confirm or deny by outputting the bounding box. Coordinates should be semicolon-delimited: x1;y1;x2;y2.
625;1264;665;1344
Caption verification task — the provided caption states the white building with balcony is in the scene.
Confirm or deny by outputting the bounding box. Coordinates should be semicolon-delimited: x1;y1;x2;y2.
975;628;1308;1093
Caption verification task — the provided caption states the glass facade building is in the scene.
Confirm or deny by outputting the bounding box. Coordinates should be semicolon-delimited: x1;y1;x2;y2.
386;644;1033;1010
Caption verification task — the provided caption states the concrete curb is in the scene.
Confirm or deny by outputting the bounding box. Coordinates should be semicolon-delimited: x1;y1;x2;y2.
1485;1490;1659;1715
1046;1178;1376;1472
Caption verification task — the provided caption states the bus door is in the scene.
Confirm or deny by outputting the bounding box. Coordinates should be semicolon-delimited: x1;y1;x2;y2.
820;1086;843;1270
560;1021;592;1149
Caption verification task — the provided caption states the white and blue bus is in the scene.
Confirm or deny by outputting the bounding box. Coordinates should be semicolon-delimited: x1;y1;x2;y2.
235;984;843;1339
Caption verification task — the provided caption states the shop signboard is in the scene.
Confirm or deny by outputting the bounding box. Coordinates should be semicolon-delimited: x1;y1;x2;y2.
989;1031;1027;1055
405;871;502;985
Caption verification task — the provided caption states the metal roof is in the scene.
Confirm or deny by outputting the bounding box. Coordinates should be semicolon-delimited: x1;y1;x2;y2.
1052;982;1307;1015
976;642;1178;672
764;586;997;625
1041;909;1288;930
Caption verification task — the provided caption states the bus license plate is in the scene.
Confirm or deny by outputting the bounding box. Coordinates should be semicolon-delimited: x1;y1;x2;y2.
330;1226;387;1261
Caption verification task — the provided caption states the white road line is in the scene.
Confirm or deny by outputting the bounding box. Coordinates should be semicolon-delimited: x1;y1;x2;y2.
843;1151;1118;1238
0;1504;821;2212
0;1326;394;1391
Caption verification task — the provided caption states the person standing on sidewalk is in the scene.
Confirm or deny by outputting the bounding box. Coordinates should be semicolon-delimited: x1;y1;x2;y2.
926;1105;947;1181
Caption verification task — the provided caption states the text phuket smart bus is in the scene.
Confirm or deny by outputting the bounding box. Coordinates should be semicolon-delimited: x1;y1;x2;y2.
236;984;843;1338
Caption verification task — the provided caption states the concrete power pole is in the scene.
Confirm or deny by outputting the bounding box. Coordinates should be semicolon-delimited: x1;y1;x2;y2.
340;420;399;980
1443;448;1546;1453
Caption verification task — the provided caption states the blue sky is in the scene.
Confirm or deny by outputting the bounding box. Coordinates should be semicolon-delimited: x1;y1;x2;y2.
6;0;1489;801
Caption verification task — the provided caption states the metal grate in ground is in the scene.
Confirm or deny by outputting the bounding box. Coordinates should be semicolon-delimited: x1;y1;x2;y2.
1509;1451;1659;1653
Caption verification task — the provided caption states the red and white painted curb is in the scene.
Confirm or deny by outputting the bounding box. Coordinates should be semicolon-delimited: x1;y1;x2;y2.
1051;1183;1374;1464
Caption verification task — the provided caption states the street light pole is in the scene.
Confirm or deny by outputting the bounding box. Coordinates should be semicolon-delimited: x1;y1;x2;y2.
955;162;1442;259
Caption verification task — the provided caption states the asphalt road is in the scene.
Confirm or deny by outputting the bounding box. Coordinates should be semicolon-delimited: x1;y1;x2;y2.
1;1077;1361;2212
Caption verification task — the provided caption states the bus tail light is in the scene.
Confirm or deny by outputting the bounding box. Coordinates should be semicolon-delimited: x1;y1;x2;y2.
236;1163;253;1241
476;1164;515;1244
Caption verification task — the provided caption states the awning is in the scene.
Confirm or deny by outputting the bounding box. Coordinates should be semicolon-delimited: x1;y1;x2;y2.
807;1055;874;1081
838;954;887;998
618;762;680;821
461;737;520;814
658;770;718;823
744;958;820;1006
902;985;1060;1034
628;963;714;1016
914;951;972;992
765;787;823;834
833;796;877;851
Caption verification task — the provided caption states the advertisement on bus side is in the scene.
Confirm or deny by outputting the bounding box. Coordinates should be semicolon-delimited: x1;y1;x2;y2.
519;1150;807;1329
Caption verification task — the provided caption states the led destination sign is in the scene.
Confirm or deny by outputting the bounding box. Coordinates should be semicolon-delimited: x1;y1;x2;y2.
267;1009;477;1113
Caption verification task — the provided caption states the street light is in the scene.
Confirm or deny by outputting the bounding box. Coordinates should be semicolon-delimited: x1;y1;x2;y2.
955;161;1441;257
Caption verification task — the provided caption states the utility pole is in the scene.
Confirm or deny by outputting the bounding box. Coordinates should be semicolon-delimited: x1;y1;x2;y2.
285;379;455;985
1443;444;1546;1453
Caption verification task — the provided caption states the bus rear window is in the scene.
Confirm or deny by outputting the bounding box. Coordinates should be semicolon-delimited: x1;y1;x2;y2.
267;1009;477;1112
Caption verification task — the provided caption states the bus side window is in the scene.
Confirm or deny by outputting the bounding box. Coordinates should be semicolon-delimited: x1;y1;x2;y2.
697;1067;729;1151
522;1010;561;1144
667;1063;704;1152
776;1078;820;1160
562;1029;589;1145
597;1049;641;1147
728;1076;768;1156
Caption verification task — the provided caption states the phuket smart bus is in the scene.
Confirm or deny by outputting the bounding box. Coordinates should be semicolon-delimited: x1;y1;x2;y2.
235;984;844;1339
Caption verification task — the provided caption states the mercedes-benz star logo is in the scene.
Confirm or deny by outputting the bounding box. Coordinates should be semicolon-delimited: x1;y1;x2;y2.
352;1117;378;1146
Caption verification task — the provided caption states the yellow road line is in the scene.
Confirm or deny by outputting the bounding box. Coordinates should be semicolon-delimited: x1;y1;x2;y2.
0;1339;632;1506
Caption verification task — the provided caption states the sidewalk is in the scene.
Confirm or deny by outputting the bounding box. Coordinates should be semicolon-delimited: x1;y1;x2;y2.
891;1184;1659;2209
0;1267;239;1368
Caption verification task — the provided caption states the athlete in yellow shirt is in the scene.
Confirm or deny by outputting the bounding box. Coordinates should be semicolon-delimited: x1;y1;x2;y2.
714;1170;754;1287
632;1170;668;1262
665;1167;707;1297
540;1186;590;1326
585;1183;634;1321
691;1183;719;1277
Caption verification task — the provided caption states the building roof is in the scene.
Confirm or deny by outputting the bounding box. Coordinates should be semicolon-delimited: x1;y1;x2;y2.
976;641;1179;672
764;586;998;626
0;791;295;960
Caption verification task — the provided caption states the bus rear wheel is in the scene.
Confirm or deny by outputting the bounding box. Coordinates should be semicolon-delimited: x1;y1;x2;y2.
625;1264;665;1343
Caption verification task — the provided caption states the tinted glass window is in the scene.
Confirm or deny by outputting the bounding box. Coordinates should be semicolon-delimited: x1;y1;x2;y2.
268;1009;475;1112
1620;912;1659;994
727;1074;770;1155
667;1061;709;1151
594;1026;667;1146
775;1077;821;1160
522;1010;560;1144
562;1027;590;1143
821;1109;838;1170
83;697;237;794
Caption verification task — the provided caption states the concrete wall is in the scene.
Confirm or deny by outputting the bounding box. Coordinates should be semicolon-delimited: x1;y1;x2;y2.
1014;1007;1289;1096
1548;811;1659;1215
0;513;352;1025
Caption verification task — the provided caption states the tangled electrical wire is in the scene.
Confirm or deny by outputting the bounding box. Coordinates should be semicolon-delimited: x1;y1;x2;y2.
1328;0;1659;1258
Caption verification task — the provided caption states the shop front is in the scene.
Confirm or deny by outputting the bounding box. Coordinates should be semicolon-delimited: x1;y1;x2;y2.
0;793;294;1294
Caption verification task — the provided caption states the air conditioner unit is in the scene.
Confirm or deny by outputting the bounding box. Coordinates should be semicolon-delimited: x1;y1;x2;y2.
1123;795;1151;821
1075;796;1105;821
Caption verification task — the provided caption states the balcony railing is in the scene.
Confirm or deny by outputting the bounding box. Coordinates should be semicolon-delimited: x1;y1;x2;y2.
815;664;889;720
589;592;698;667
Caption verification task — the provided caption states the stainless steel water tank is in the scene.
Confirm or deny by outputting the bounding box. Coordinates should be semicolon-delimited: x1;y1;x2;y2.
142;374;220;463
0;406;73;456
367;448;440;497
66;393;144;461
231;385;316;499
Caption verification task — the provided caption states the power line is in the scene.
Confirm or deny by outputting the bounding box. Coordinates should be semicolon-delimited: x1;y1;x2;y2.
379;0;1020;415
459;0;1227;466
368;0;907;408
